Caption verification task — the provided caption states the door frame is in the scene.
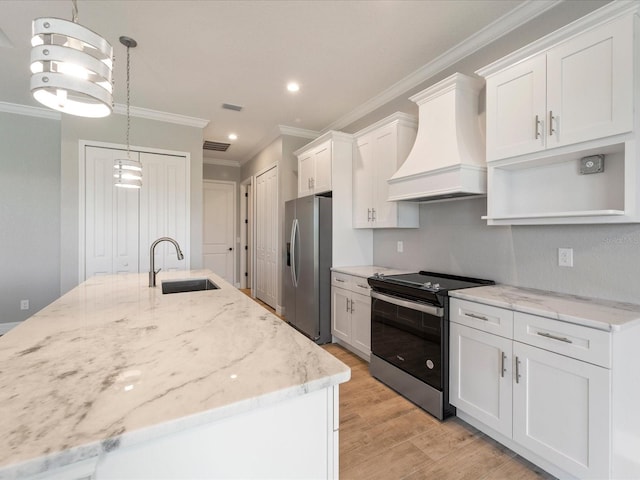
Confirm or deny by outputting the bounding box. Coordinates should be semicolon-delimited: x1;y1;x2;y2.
203;179;237;286
240;176;253;290
78;140;191;283
253;162;279;309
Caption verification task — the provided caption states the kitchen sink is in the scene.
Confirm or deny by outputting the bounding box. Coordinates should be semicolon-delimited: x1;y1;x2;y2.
161;278;219;294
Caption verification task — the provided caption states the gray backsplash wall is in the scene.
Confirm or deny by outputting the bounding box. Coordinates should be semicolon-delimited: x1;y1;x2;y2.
373;198;640;304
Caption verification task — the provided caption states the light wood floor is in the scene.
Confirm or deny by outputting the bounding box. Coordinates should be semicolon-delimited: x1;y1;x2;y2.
240;289;555;479
323;344;556;480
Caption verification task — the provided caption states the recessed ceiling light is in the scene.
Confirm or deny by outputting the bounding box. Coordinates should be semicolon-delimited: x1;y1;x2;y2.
287;82;300;93
228;133;238;141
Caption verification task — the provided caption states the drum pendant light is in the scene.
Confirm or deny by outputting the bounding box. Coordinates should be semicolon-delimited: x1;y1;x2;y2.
30;0;113;118
114;36;141;189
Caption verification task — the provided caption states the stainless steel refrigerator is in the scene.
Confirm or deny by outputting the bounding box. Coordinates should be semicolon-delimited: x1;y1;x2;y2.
283;196;332;344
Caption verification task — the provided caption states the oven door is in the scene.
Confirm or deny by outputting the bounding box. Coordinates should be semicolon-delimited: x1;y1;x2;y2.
371;291;445;390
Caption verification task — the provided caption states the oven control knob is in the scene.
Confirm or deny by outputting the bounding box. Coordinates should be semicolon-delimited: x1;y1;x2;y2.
426;359;434;369
423;282;432;288
433;283;440;290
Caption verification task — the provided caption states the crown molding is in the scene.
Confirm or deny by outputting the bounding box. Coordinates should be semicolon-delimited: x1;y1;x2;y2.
113;103;209;128
203;158;241;167
277;125;320;139
0;101;61;120
244;124;320;164
323;0;559;132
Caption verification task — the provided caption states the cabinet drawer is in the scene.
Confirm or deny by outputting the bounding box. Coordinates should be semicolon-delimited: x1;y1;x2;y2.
513;312;611;368
331;272;371;296
331;272;353;288
450;298;513;338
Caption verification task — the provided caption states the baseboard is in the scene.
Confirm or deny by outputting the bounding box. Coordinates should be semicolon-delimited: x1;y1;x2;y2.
0;322;21;335
276;305;284;316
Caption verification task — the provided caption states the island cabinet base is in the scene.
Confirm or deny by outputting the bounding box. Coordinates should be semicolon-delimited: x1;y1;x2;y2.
97;387;339;479
31;387;340;480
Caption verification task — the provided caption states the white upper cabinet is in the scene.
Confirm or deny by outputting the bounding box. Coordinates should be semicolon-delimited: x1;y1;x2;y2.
352;113;419;229
478;3;640;225
297;140;332;196
485;14;633;162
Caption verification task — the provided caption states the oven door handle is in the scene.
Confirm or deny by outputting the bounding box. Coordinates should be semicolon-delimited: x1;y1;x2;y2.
371;291;444;317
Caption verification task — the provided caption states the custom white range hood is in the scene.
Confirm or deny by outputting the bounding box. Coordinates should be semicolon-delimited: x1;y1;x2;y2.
387;73;487;202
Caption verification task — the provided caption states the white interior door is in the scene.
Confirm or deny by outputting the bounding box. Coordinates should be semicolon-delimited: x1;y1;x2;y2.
203;180;236;285
83;145;189;281
85;146;139;279
255;165;278;308
139;152;189;274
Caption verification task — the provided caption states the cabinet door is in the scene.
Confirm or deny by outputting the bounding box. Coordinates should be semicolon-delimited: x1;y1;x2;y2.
298;153;314;197
450;323;513;438
331;287;351;343
313;142;332;194
353;135;374;228
513;342;610;479
546;15;633;149
371;124;399;228
486;55;546;161
350;292;371;356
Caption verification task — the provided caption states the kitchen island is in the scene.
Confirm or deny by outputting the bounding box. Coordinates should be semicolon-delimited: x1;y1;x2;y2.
0;270;350;479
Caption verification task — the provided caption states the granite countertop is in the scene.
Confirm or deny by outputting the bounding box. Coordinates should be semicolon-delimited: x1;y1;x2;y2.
450;284;640;332
0;270;350;478
331;265;411;278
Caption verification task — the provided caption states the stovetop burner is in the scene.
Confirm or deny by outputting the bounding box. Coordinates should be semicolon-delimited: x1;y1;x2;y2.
368;270;494;304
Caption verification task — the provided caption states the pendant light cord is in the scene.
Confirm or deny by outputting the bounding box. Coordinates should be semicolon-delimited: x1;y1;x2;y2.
126;43;131;160
71;0;79;23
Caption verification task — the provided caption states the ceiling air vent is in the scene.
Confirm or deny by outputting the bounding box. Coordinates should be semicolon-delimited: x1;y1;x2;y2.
203;140;231;152
222;103;243;112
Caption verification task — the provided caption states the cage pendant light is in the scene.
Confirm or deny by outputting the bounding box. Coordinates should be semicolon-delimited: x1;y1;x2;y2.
114;36;142;189
30;0;113;118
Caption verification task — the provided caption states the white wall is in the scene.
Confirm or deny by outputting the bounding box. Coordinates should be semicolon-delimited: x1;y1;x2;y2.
373;199;640;304
60;114;204;294
0;112;61;324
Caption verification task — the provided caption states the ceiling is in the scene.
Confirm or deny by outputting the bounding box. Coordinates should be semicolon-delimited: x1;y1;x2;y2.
1;0;548;164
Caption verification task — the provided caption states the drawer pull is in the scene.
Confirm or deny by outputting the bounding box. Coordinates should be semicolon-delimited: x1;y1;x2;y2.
537;331;573;344
335;278;346;283
357;283;369;289
465;312;489;321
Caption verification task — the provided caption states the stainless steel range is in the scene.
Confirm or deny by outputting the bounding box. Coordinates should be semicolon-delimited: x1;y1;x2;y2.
368;271;494;420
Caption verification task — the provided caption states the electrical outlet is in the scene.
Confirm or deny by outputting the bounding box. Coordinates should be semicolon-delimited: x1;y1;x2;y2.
397;241;404;253
20;299;29;310
558;248;573;267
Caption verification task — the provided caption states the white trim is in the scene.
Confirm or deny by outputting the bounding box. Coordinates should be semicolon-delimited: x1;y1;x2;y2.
113;103;209;128
203;158;241;167
78;140;192;284
323;0;559;132
0;101;61;120
244;125;320;165
477;0;640;77
293;130;353;156
203;179;237;286
353;112;417;138
0;322;20;335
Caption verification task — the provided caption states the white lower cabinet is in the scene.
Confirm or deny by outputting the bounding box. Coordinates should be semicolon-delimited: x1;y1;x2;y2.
331;272;372;360
450;297;613;479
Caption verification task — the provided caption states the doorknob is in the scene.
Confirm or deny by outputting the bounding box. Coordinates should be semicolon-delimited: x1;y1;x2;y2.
228;247;233;251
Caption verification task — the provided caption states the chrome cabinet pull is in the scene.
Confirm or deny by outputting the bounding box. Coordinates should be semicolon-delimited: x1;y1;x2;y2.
357;283;369;289
515;356;521;383
549;110;555;136
367;208;372;222
465;312;489;321
350;301;355;314
501;351;506;378
311;177;314;188
537;331;572;344
372;208;376;221
335;278;345;283
535;114;541;139
346;298;350;313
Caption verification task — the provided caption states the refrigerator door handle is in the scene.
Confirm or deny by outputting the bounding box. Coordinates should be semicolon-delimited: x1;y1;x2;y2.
290;218;299;287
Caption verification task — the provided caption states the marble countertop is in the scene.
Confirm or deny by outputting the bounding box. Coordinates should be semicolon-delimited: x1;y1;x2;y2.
0;270;350;478
450;284;640;332
331;265;411;278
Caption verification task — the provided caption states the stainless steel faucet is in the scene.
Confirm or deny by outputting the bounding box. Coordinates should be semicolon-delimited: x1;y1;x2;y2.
149;237;184;287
